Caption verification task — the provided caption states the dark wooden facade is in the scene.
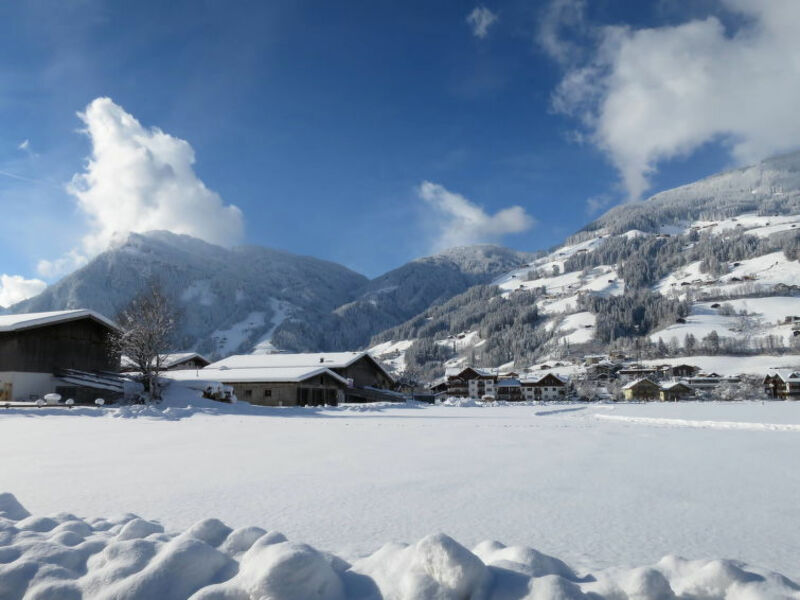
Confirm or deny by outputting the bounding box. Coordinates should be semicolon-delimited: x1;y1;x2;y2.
333;355;394;389
0;319;119;374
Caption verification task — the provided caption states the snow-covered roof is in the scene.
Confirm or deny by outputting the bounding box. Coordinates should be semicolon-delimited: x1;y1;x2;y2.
121;352;210;370
0;309;119;333
520;373;568;385
661;381;692;391
622;378;658;390
209;351;371;369
444;366;498;378
164;366;350;385
768;370;800;383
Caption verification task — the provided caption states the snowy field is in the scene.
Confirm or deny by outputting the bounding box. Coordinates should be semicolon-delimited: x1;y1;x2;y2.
2;399;800;597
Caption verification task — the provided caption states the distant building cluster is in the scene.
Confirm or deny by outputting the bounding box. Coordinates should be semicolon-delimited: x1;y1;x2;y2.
430;366;568;401
1;308;799;407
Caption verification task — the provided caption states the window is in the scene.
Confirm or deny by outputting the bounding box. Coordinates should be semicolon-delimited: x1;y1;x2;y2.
264;389;272;397
244;389;253;398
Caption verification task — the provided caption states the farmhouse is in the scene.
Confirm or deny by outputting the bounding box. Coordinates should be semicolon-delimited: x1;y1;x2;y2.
202;351;395;403
0;310;121;403
121;352;210;372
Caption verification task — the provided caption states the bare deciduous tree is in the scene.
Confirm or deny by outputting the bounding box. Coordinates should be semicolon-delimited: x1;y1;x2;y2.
109;282;178;401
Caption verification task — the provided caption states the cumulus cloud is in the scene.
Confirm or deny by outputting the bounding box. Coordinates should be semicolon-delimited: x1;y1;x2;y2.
38;97;244;278
0;274;46;308
418;181;534;251
466;6;498;39
550;0;800;200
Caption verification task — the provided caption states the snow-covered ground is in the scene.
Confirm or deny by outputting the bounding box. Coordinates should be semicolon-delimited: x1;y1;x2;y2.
649;296;800;347
2;398;800;591
2;493;797;600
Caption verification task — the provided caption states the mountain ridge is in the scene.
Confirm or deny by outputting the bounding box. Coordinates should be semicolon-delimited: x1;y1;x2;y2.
10;232;531;357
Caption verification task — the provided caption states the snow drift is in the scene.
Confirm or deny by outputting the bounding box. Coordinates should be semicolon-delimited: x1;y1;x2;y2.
1;494;797;600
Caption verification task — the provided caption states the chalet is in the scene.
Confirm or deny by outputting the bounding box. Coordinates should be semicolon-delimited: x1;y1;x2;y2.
121;352;210;372
167;365;347;406
763;371;800;399
521;373;568;401
659;381;694;402
622;378;661;401
0;310;121;403
204;351;395;403
445;367;498;400
495;378;522;402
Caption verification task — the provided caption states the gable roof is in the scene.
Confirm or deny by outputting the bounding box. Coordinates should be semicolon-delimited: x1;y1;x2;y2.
445;366;498;379
207;351;393;382
768;370;800;383
0;309;119;333
622;377;660;390
165;366;350;385
661;381;693;391
521;373;568;385
121;352;210;370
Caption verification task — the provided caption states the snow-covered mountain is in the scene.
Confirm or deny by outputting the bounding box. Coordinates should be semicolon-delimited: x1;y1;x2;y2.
271;245;533;351
11;232;530;357
370;152;800;380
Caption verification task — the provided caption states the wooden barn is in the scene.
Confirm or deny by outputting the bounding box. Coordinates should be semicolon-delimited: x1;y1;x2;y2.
0;310;120;403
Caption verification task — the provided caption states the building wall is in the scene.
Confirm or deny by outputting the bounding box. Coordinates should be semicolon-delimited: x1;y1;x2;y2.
224;375;344;407
0;319;118;374
522;386;566;401
624;383;661;400
0;371;59;402
468;378;495;399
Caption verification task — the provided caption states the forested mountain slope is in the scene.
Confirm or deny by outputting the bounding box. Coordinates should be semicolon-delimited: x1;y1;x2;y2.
370;152;800;381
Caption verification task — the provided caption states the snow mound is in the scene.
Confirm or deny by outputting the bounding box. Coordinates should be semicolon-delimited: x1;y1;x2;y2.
0;495;797;600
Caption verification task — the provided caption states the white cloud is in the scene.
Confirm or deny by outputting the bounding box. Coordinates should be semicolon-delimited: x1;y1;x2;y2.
536;0;588;66
0;274;47;308
18;139;30;151
38;97;244;278
418;181;534;251
466;6;498;39
551;0;800;200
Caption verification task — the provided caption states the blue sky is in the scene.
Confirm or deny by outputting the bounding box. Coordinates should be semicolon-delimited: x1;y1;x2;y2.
1;0;799;305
